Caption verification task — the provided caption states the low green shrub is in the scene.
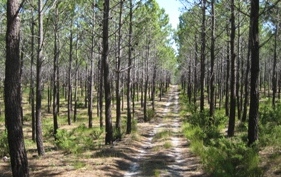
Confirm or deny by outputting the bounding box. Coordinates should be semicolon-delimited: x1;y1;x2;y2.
179;94;198;114
153;129;172;141
184;111;226;145
259;103;281;147
0;131;9;156
146;108;156;121
260;102;281;125
55;129;79;153
91;127;103;140
182;123;205;141
181;94;262;177
55;124;105;153
204;138;262;177
132;119;138;132
43;123;55;139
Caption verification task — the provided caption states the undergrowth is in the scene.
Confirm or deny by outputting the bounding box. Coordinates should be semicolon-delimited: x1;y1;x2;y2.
55;124;103;154
0;130;9;156
259;101;281;148
180;93;263;177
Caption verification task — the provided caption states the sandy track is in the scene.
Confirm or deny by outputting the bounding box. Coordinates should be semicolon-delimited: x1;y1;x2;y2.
124;85;206;177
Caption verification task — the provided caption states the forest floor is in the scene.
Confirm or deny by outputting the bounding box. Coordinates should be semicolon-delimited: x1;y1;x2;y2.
0;85;207;177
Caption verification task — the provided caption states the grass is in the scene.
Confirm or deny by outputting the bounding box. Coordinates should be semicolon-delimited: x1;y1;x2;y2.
154;169;161;177
73;161;86;170
163;141;172;149
153;129;172;141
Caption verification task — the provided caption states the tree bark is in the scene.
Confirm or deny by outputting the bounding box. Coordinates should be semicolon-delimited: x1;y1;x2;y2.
228;0;236;137
225;26;230;117
103;0;113;145
5;0;29;176
30;12;36;142
126;0;133;134
151;65;157;111
248;0;259;146
115;0;124;138
68;23;73;126
272;24;278;107
53;3;59;137
144;41;150;122
242;21;252;122
99;55;104;128
194;35;198;105
88;25;95;128
209;0;215;117
36;0;45;156
200;0;206;112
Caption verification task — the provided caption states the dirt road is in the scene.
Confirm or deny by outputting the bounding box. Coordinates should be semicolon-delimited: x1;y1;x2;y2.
123;85;206;177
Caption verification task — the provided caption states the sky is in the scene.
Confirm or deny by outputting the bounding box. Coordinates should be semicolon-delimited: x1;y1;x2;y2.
156;0;182;29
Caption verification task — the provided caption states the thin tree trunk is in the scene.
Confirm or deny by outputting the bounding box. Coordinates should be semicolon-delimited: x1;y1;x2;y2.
99;55;104;128
74;37;79;122
242;25;251;122
248;0;259;146
36;0;45;156
103;0;113;144
272;23;278;107
144;41;150;122
209;0;215;117
236;10;241;120
115;0;124;137
188;60;192;104
30;12;36;142
200;0;206;112
68;24;73;126
53;3;59;137
126;0;133;134
151;65;157;111
194;35;198;105
225;27;230;117
228;0;236;137
88;29;95;128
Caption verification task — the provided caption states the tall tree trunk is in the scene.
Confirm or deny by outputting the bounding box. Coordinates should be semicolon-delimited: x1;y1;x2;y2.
47;80;51;113
242;23;252;122
225;26;230;117
236;9;241;120
99;55;104;128
151;65;157;111
272;23;278;107
144;42;150;122
194;35;198;105
5;0;29;175
88;28;95;128
68;24;73;126
187;58;192;104
36;0;45;156
103;0;113;145
209;0;215;117
30;12;36;142
228;0;236;137
74;37;79;122
53;3;59;137
248;0;259;146
200;0;206;112
115;0;124;138
20;39;24;123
